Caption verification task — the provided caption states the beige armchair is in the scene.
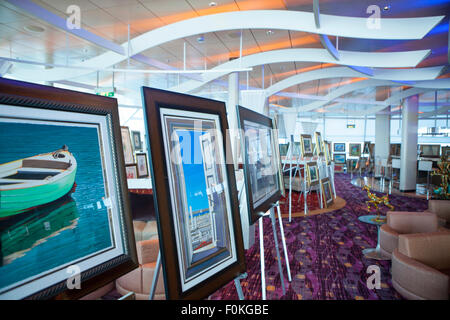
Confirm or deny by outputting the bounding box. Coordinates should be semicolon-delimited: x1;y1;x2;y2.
427;200;450;228
379;211;439;258
391;230;450;300
115;238;165;300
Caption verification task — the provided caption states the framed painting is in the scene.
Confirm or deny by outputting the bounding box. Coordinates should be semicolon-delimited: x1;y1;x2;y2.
120;126;134;165
306;162;320;186
320;178;334;208
363;141;371;155
349;143;361;157
237;106;282;224
324;140;332;164
141;87;245;300
300;134;313;158
0;78;137;300
272;116;285;197
334;143;345;153
131;130;143;152
135;153;149;178
125;164;138;179
314;132;324;156
420;144;441;158
334;153;347;164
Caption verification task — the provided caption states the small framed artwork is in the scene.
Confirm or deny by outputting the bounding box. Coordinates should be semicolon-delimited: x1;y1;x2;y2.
300;134;313;157
142;86;245;300
324;140;332;164
363;141;371;155
306;161;320;186
334;143;345;153
131;130;143;152
0;78;137;300
279;143;289;157
121;126;135;165
125;164;138;179
314;132;324;156
238;105;282;224
334;153;347;164
135;153;149;178
349;143;361;157
320;178;334;208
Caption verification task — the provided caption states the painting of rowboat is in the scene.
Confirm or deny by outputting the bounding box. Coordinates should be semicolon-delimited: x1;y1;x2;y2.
0;116;113;298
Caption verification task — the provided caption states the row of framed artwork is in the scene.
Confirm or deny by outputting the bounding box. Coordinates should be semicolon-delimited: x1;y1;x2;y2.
120;126;150;179
304;162;334;208
333;141;374;157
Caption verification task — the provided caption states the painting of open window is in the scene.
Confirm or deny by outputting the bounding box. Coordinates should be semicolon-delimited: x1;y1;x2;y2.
237;106;282;225
142;87;245;300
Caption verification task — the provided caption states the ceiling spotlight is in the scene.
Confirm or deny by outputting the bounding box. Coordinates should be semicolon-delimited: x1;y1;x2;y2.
24;24;45;34
266;30;274;36
197;35;205;43
383;4;391;11
209;1;217;7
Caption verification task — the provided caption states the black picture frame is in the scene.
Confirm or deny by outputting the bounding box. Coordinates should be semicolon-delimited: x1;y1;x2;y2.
141;86;246;300
131;130;143;152
334;143;345;153
237;105;283;225
135;153;149;178
0;78;137;300
334;153;347;164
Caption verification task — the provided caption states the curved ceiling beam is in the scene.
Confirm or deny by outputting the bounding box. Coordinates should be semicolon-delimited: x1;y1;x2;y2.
343;88;433;117
265;66;445;98
8;10;443;82
171;49;430;93
298;79;391;112
394;78;450;89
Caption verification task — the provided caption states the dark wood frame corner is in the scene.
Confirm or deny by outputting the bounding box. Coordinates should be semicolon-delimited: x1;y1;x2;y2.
135;152;149;178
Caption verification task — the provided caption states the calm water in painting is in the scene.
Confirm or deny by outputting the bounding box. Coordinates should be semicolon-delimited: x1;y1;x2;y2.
0;121;112;292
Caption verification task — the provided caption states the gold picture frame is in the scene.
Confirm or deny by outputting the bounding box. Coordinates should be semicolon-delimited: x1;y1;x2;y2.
300;134;314;158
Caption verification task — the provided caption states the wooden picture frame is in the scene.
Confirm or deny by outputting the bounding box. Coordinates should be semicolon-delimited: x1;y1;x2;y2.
131;130;143;152
349;143;361;157
237;106;283;225
141;87;245;300
314;132;324;156
135;153;149;178
320;177;334;208
0;78;137;300
334;143;345;153
324;140;332;164
334;153;347;164
120;126;135;165
306;161;320;186
300;134;313;158
125;164;138;179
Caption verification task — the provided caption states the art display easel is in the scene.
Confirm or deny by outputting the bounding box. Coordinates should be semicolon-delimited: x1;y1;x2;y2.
148;251;248;300
258;200;292;300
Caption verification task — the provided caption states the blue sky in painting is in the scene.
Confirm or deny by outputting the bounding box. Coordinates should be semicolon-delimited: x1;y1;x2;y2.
176;129;209;213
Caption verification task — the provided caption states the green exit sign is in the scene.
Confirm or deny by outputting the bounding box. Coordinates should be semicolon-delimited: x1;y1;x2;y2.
347;124;356;129
96;91;114;97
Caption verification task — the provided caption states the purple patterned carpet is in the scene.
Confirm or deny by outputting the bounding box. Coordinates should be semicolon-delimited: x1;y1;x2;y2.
210;173;429;300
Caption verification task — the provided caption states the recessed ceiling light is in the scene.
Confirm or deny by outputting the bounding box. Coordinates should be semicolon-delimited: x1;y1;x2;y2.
209;2;217;7
266;30;274;36
197;35;205;43
383;5;391;11
24;24;45;34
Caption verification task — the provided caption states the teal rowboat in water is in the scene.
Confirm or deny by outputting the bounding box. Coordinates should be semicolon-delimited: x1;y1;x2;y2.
0;148;77;218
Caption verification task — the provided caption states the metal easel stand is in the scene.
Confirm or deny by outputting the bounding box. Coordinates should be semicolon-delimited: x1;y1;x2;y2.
259;202;292;300
149;251;248;300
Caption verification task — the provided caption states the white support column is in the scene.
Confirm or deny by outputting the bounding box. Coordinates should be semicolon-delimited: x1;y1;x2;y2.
375;113;391;159
399;94;419;192
228;72;255;250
